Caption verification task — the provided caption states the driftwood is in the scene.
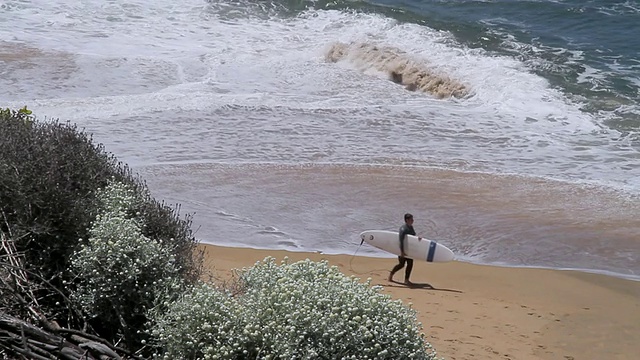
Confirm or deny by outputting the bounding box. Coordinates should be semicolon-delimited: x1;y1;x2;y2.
0;312;127;359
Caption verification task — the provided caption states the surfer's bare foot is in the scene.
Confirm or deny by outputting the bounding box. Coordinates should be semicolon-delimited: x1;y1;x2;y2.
388;274;393;282
404;280;415;287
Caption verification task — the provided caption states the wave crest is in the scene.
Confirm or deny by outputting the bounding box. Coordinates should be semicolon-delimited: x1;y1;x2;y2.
325;41;470;99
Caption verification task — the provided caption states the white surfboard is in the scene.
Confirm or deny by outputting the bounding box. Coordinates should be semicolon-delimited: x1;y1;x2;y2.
360;230;455;263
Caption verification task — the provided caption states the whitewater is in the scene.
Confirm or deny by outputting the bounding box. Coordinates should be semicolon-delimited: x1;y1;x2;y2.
1;0;638;280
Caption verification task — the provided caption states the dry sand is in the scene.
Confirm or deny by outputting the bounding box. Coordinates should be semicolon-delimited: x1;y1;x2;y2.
199;243;640;360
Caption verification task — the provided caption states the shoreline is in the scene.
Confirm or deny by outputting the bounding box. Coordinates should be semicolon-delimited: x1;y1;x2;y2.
200;241;640;283
199;243;640;360
139;162;640;284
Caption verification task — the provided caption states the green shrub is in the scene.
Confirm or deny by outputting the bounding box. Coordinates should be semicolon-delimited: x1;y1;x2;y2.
150;257;438;360
1;107;123;325
69;180;185;349
0;107;202;339
0;107;117;277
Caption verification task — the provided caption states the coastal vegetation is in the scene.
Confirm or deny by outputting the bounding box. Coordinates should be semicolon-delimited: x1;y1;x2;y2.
0;108;438;359
150;257;436;359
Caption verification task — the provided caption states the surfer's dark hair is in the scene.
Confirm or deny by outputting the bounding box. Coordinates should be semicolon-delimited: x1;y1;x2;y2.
404;213;413;221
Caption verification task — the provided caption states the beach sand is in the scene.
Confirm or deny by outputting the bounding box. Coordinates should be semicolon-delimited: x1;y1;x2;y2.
199;243;640;360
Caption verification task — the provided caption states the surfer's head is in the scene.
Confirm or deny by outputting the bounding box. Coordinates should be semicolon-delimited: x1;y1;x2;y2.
404;213;413;223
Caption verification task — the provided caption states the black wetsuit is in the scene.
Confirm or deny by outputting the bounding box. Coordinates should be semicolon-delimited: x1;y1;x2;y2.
398;224;416;255
390;223;416;282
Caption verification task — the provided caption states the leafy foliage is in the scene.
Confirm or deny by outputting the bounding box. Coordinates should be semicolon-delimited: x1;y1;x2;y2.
69;181;185;350
0;105;34;124
150;257;438;360
149;283;250;360
0;107;202;353
1;106;123;326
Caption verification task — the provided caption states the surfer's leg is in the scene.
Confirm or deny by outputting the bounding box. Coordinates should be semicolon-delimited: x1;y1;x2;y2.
404;258;414;284
389;256;406;281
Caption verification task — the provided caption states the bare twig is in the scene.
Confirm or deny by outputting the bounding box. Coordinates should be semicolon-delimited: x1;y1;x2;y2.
1;312;138;359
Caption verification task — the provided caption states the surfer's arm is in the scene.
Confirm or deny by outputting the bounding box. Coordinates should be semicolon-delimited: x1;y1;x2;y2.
398;228;407;256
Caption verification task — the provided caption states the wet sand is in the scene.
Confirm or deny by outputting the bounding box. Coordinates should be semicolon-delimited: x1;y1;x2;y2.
199;243;640;360
141;163;640;281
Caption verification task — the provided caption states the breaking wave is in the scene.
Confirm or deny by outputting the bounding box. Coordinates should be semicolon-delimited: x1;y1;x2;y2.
325;41;470;99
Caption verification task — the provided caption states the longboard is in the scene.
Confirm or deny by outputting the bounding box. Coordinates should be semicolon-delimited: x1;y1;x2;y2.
360;230;455;262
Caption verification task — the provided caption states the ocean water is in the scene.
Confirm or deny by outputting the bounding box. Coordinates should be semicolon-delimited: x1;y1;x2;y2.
1;0;638;280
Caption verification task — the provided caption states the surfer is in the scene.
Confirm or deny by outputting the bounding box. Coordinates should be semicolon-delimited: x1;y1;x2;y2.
388;213;422;286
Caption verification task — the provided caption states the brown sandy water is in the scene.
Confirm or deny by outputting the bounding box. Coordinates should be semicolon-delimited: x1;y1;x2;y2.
137;162;640;281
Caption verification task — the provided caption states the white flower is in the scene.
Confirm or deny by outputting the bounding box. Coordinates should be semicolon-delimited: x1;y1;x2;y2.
150;257;437;359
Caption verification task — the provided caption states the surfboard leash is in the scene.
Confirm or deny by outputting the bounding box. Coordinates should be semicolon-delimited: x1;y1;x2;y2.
348;237;366;275
349;237;391;276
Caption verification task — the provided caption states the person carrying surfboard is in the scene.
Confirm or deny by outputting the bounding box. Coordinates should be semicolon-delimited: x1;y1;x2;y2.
388;213;422;286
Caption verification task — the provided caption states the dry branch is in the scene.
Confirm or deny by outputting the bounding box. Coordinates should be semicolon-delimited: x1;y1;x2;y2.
0;312;145;359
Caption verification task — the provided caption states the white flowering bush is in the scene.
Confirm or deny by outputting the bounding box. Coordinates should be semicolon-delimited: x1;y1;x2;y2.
150;257;438;359
149;283;260;359
69;181;183;348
